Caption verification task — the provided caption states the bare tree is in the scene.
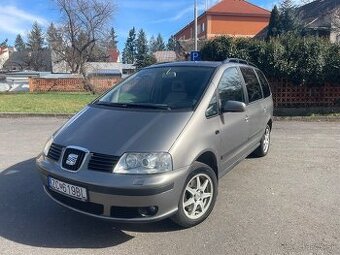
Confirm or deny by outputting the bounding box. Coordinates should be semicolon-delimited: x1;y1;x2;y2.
51;0;115;92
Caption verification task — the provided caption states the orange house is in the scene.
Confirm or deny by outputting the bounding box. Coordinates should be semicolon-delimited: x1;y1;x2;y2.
174;0;270;40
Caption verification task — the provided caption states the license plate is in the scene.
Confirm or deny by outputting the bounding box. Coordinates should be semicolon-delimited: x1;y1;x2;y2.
48;177;88;201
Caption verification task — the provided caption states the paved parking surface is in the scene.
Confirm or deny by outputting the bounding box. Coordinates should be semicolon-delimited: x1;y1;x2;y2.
0;117;339;255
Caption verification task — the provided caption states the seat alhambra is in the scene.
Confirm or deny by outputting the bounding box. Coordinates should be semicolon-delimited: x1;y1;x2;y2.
36;59;273;227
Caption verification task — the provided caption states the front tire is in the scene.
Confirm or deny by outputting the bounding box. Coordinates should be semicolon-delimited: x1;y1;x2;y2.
171;162;218;228
254;124;271;157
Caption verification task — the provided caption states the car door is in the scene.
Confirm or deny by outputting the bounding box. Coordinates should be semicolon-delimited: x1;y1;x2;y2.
212;67;249;173
239;66;265;145
255;69;273;122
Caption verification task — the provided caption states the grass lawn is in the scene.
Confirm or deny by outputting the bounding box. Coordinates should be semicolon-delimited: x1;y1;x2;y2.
0;92;98;114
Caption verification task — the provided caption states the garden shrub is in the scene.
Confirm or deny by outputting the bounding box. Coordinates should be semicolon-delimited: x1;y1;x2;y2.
200;34;340;86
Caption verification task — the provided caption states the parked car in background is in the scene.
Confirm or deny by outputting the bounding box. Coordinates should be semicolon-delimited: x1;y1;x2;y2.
36;59;273;227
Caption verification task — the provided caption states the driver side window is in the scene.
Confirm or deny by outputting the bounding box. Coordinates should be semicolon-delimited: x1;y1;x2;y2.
218;67;245;105
206;67;245;117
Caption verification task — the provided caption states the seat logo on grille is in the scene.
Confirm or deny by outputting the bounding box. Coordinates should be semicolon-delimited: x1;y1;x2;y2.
66;153;79;166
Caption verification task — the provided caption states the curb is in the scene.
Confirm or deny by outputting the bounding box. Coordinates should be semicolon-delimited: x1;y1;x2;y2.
273;116;340;122
0;113;74;118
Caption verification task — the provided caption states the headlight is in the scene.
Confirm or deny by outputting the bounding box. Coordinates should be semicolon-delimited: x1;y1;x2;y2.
43;137;53;156
113;152;172;174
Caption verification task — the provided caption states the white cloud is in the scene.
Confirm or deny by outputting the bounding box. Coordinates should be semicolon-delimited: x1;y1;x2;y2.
119;0;188;11
0;6;48;35
151;0;221;24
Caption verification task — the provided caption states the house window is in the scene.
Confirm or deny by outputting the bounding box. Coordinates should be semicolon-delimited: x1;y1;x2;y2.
201;23;205;33
190;28;193;39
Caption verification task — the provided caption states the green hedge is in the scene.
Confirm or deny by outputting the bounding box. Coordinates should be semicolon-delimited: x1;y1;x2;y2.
200;34;340;86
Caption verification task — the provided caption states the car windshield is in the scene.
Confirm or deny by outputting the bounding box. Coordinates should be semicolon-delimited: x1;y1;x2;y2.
96;66;215;110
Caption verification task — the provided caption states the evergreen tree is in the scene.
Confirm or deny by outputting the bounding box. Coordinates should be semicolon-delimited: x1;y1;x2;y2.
135;29;148;68
108;27;118;49
267;6;281;39
14;34;26;51
167;35;177;51
122;27;137;64
25;22;50;71
279;0;300;34
27;21;45;50
280;0;294;10
149;35;157;53
149;33;166;53
135;29;156;68
155;33;166;51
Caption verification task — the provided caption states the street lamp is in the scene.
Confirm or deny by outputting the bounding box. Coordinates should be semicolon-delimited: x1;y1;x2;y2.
194;0;198;51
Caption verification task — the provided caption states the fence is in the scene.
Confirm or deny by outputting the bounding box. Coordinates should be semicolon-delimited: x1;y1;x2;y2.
28;77;340;108
270;79;340;108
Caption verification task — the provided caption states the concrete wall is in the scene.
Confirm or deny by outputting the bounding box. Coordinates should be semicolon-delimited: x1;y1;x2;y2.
175;16;208;40
0;48;10;70
175;13;269;40
209;15;269;38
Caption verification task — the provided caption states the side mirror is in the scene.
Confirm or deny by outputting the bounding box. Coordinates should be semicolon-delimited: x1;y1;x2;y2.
221;100;246;113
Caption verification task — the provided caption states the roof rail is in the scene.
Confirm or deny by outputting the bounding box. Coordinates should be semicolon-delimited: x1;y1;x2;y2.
223;58;257;68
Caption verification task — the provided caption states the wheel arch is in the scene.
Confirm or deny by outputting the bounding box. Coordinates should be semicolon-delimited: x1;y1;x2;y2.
194;151;219;179
267;119;273;130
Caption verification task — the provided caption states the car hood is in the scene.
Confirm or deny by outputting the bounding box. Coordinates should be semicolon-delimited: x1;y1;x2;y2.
54;105;192;156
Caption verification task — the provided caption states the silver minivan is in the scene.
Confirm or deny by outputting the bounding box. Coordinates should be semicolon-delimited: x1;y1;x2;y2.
36;59;273;227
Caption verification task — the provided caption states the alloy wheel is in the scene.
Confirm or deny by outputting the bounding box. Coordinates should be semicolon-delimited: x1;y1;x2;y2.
182;173;214;220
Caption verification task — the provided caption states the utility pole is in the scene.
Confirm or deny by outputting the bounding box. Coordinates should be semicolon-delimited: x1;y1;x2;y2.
194;0;198;51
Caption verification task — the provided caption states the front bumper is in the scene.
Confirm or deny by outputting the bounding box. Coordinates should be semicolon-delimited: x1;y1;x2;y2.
36;154;189;223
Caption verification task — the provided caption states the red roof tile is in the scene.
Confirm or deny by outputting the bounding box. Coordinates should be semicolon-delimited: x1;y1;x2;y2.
207;0;270;16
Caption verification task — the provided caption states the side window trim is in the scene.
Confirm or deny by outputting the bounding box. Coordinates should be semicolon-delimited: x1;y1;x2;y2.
205;88;220;119
253;68;265;99
205;67;231;118
236;66;249;105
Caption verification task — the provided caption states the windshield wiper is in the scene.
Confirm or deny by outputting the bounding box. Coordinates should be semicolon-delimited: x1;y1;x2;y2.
95;102;129;108
123;103;172;110
95;102;171;110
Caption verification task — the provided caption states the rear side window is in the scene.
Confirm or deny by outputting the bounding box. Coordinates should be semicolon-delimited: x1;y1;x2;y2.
256;70;271;98
218;67;245;103
240;67;263;103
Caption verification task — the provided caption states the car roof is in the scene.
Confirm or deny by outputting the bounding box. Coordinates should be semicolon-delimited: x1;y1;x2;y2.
146;61;223;68
146;61;257;69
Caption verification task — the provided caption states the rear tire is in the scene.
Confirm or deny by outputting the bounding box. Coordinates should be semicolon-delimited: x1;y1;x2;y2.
253;124;271;157
171;162;218;228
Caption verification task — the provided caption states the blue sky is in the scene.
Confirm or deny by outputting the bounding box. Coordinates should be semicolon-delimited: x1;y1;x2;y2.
0;0;302;51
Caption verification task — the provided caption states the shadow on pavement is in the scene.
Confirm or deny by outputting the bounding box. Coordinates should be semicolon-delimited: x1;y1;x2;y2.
0;159;180;249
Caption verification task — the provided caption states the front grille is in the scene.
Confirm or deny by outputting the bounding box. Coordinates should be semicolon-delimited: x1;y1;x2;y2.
110;206;158;218
62;148;86;171
47;143;63;161
88;153;119;172
110;206;141;218
47;188;104;215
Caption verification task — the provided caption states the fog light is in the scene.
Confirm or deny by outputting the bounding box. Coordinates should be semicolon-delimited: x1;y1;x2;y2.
138;206;158;217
